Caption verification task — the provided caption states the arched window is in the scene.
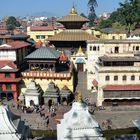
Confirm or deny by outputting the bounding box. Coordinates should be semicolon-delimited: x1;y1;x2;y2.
131;75;135;81
93;46;96;51
136;46;139;51
122;75;127;81
90;46;92;51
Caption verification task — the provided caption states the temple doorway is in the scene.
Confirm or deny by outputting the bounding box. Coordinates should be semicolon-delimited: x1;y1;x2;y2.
62;97;67;105
48;99;52;107
30;100;34;106
77;64;83;71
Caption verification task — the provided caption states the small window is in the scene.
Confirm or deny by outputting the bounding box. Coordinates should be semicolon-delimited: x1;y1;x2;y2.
90;46;92;51
93;46;96;51
105;76;110;81
98;46;100;51
112;36;115;40
114;75;118;81
115;47;119;53
41;35;45;39
120;36;122;40
136;46;139;51
36;35;40;39
5;73;10;78
6;84;11;90
122;75;127;81
133;46;135;51
131;75;135;81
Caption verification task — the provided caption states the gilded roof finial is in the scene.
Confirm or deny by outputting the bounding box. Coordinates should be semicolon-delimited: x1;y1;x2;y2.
78;46;83;53
77;90;82;103
70;3;78;15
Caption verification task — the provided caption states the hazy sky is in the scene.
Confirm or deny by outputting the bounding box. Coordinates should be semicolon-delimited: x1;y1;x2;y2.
0;0;125;17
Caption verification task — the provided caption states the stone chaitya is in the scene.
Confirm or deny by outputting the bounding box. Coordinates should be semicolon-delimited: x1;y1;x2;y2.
43;81;60;106
57;92;105;140
24;80;43;107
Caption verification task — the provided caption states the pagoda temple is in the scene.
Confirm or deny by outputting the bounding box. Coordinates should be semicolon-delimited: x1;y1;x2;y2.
48;6;95;53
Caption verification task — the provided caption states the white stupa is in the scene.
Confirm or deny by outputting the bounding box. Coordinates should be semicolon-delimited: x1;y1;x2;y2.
57;92;105;140
0;105;29;140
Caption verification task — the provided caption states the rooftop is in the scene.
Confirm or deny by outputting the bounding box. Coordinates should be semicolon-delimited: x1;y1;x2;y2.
100;28;126;34
30;25;55;31
48;29;96;41
26;46;60;59
104;85;140;91
0;41;31;50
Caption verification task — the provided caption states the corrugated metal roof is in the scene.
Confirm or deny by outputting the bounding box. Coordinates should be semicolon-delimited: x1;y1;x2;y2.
48;29;96;41
26;46;60;59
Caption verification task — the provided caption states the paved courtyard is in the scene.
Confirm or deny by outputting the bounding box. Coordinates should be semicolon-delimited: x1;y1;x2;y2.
6;72;140;133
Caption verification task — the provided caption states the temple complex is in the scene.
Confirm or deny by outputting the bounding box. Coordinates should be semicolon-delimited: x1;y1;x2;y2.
57;92;104;140
21;45;74;105
0;105;29;140
48;6;95;53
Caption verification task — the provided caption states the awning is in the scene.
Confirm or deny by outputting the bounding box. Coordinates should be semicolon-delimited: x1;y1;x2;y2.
75;58;85;64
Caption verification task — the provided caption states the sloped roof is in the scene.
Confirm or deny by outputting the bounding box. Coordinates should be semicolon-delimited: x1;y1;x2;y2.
26;46;60;59
48;29;96;41
0;41;30;50
100;28;126;34
0;60;18;71
104;85;140;91
57;14;89;23
30;26;55;31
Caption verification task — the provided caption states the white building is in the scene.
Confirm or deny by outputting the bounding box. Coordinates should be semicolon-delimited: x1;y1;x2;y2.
87;39;140;90
0;105;29;140
57;98;104;140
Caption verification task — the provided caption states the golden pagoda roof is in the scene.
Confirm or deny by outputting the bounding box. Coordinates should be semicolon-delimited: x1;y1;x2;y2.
57;7;89;23
48;29;96;41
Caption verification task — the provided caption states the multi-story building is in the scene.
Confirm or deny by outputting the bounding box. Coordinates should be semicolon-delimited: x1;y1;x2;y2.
95;55;140;106
21;46;74;106
87;38;140;90
0;41;34;102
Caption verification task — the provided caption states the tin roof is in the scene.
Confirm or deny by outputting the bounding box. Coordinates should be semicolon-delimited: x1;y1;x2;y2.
26;46;60;59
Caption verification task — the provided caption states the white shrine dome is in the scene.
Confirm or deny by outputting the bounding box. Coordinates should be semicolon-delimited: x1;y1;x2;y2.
64;102;99;129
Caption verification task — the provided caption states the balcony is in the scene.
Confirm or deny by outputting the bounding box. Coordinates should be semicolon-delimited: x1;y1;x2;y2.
21;70;72;79
95;64;140;72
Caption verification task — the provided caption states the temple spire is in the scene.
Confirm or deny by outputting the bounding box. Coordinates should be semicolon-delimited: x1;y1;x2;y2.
77;90;83;103
70;4;78;15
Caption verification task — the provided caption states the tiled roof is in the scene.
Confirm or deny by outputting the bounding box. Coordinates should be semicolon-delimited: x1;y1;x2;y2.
48;29;96;41
30;26;55;31
0;60;18;71
59;51;68;61
100;28;126;34
57;15;89;22
0;41;30;50
92;79;98;87
26;46;60;59
35;40;43;48
104;85;140;91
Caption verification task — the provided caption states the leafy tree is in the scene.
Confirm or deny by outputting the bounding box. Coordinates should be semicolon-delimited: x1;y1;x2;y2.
88;0;97;27
6;16;20;30
80;13;87;18
98;19;112;28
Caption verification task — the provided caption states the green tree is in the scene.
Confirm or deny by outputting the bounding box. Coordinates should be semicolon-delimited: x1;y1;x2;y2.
98;19;112;28
88;0;97;27
80;13;87;18
6;16;20;30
